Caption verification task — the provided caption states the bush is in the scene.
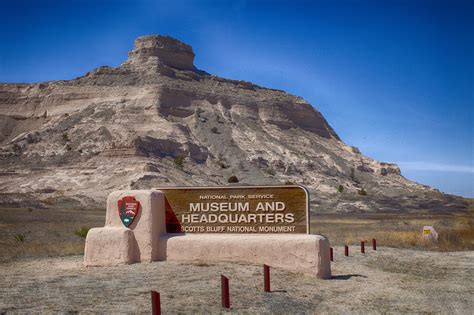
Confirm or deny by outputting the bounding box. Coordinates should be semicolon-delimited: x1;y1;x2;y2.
74;227;90;238
337;185;344;193
62;133;70;142
228;175;239;183
174;155;184;170
12;143;22;154
14;234;25;242
266;168;276;176
210;127;219;134
350;167;355;181
358;188;367;196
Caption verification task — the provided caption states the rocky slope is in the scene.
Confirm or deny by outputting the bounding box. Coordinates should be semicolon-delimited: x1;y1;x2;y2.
0;35;468;213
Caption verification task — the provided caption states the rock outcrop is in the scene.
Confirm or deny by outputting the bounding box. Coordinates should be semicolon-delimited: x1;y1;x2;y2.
125;35;196;71
0;35;468;213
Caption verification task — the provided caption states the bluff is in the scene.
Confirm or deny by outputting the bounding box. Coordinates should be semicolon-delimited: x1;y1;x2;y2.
0;35;468;213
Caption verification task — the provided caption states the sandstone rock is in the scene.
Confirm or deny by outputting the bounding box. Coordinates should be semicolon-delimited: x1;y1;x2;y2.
0;35;469;214
125;35;196;71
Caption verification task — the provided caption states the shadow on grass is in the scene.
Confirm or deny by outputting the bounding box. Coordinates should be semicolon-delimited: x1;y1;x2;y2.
331;274;367;280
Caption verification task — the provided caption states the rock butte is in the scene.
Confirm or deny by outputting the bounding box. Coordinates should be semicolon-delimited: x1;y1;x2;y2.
0;35;468;213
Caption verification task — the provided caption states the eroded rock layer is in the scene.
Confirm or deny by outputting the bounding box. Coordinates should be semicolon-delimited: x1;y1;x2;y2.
0;35;468;213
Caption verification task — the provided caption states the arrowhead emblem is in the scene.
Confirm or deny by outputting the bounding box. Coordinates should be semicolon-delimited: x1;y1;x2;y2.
118;196;140;227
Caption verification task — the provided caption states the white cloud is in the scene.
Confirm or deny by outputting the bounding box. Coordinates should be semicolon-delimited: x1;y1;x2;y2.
397;162;474;174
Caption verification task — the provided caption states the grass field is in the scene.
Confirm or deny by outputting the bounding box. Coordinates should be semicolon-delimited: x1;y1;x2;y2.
311;207;474;251
0;207;104;262
1;201;473;262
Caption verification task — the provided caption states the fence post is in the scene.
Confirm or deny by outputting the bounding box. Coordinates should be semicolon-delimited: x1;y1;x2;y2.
344;245;349;256
372;238;377;250
151;291;161;315
221;275;230;308
361;241;365;254
264;264;271;292
330;247;334;261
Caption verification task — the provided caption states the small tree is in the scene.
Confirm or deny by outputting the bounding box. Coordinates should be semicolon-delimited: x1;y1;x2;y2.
266;168;276;176
174;155;184;170
12;143;22;154
228;175;239;183
62;133;70;142
337;185;344;193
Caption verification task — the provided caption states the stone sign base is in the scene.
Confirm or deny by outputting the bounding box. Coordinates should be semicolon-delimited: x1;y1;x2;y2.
84;190;331;279
162;234;331;278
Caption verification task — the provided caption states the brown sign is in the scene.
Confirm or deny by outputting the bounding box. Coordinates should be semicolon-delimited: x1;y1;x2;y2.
158;185;309;234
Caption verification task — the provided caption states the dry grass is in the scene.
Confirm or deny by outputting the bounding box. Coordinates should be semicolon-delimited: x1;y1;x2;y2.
1;201;473;262
0;207;104;262
2;249;473;313
312;207;474;251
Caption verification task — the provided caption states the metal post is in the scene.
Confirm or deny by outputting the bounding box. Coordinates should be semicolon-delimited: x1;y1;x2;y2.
361;241;365;254
221;275;230;308
151;291;161;315
264;264;271;292
344;245;349;256
372;238;377;250
330;247;334;261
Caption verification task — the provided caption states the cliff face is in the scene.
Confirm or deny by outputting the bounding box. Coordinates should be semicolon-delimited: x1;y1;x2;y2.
0;35;468;213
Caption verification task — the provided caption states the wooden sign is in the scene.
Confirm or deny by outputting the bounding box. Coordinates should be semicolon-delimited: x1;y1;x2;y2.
158;185;310;234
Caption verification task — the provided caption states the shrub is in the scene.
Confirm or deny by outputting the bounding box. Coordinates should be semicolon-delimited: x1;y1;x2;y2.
12;143;22;154
210;127;219;134
228;175;239;183
174;155;184;170
266;168;276;176
14;234;25;242
350;167;355;181
62;133;70;142
74;227;90;238
337;185;344;193
284;180;294;185
358;188;367;196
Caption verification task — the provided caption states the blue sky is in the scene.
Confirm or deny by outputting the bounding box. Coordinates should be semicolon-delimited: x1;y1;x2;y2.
1;0;473;197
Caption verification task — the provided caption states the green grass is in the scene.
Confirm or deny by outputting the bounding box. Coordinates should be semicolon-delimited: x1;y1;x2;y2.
74;227;90;238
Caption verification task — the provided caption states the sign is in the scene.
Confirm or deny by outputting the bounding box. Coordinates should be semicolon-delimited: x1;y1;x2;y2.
118;196;140;227
422;225;439;241
158;185;309;234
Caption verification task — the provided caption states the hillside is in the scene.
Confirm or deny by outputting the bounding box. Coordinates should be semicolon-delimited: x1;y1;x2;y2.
0;35;468;213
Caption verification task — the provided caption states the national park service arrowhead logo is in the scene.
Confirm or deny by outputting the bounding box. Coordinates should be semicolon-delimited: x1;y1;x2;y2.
118;196;140;227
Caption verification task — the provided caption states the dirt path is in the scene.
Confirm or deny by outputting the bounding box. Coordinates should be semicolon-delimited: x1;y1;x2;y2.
1;247;473;314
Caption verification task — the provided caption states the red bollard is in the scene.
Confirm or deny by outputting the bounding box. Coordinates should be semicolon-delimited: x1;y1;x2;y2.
361;241;365;254
151;291;161;315
344;245;349;256
221;275;230;308
264;264;271;292
372;238;377;250
330;247;334;261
